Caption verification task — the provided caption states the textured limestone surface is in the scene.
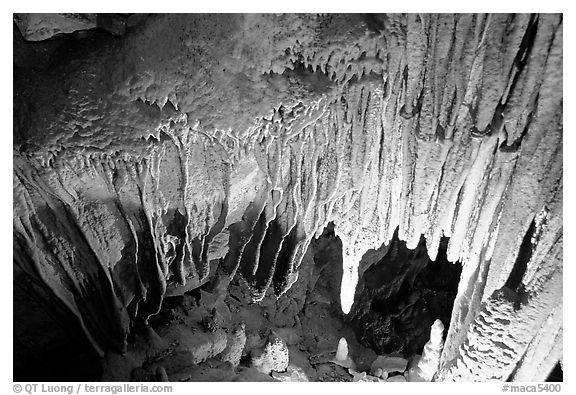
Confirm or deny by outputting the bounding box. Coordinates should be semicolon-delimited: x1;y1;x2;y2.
13;13;144;41
14;13;99;41
251;336;289;374
13;14;562;381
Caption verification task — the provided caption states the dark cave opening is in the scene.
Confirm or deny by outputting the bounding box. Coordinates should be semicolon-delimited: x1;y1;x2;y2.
347;228;462;357
296;222;462;362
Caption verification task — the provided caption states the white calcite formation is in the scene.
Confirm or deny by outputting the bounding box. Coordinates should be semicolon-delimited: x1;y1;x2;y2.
409;319;445;381
13;14;562;381
335;337;349;362
251;337;289;375
332;337;355;370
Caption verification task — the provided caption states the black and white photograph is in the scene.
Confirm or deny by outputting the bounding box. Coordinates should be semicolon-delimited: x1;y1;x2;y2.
10;5;567;388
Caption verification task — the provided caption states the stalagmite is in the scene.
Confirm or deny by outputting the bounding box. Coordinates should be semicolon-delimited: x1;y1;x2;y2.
332;337;355;370
335;337;349;362
417;319;445;381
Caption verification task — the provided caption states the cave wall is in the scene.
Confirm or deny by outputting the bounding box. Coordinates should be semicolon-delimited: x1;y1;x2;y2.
13;14;562;381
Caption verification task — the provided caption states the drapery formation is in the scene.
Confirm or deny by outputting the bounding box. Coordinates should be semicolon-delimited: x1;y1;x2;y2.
13;14;562;381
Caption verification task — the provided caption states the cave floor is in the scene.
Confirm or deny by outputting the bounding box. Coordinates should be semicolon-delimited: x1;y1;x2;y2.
102;234;416;382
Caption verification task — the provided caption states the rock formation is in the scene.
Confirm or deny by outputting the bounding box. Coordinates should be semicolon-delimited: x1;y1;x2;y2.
408;319;445;381
13;13;562;382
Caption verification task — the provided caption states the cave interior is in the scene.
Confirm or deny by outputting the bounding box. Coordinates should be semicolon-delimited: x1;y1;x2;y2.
12;13;563;382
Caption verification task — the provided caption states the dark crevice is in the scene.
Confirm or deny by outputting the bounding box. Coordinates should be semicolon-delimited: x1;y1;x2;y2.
165;208;188;285
219;198;267;277
361;14;386;34
252;219;284;298
273;225;300;295
282;60;335;92
503;13;539;105
191;235;207;279
504;218;535;292
546;362;563;382
14;236;102;381
238;211;269;283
